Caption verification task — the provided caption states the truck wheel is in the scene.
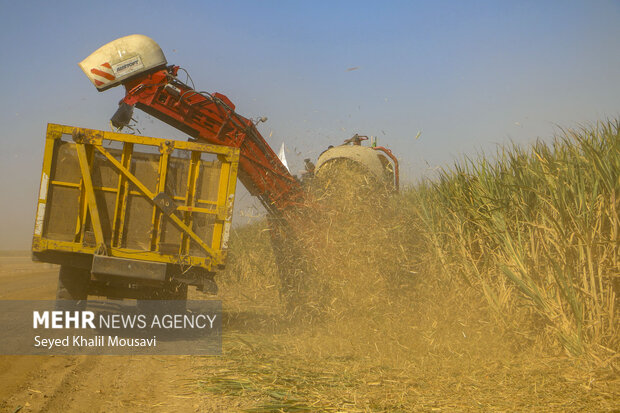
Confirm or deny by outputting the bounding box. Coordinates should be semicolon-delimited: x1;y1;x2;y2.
56;265;90;310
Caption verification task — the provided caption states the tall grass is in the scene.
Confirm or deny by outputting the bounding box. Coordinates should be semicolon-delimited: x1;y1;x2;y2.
414;120;619;356
220;120;618;359
201;121;618;411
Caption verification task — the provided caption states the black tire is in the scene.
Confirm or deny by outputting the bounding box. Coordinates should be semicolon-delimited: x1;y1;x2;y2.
56;265;90;310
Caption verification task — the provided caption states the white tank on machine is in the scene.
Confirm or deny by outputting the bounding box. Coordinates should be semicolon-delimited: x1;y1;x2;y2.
79;34;167;91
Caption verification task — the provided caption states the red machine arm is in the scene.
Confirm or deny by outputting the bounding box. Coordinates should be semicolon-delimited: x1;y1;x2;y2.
115;65;304;216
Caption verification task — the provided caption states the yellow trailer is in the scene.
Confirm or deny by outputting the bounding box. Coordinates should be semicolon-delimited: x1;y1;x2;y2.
32;124;239;303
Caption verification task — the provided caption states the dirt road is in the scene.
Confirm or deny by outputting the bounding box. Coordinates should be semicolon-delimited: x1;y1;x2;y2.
1;256;617;412
0;257;225;413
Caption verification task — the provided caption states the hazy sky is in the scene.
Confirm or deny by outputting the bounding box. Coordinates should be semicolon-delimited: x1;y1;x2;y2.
1;1;618;249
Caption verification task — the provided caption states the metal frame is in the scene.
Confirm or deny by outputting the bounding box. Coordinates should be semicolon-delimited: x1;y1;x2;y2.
32;123;239;272
119;66;305;215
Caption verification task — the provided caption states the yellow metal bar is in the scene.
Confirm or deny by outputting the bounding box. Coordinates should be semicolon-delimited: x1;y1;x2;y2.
181;151;201;254
176;205;216;214
152;148;170;251
49;180;80;188
93;145;221;263
221;154;239;253
112;142;133;248
75;143;105;250
195;198;219;205
74;144;95;243
32;125;59;239
172;195;219;205
33;238;213;270
92;186;116;193
211;153;239;252
51;181;118;193
46;123;65;140
210;159;229;249
63;124;236;156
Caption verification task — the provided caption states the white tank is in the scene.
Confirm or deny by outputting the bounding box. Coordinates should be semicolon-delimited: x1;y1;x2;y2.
315;145;389;182
79;34;167;91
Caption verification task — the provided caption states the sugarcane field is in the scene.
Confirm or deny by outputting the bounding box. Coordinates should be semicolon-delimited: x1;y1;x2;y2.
0;2;618;412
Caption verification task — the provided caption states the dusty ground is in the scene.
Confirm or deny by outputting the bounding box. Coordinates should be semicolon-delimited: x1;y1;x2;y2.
0;256;617;412
0;257;219;413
